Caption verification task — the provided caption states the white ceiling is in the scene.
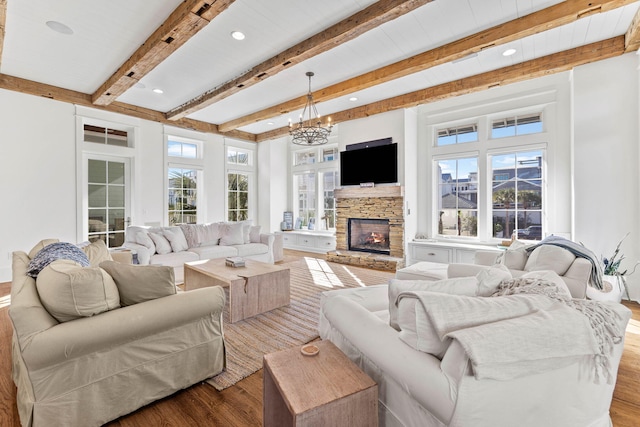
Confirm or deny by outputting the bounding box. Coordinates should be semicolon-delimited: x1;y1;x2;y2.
2;0;639;136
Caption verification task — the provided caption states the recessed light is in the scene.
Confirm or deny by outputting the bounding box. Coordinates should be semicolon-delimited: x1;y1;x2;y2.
152;88;164;94
46;21;74;35
503;48;516;57
349;97;358;102
231;31;245;41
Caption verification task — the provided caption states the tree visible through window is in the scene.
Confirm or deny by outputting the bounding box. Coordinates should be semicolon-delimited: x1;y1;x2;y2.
437;157;478;237
228;172;249;221
168;168;197;224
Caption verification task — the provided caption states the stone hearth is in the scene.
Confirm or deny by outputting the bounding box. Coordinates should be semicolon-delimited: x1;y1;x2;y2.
327;186;405;271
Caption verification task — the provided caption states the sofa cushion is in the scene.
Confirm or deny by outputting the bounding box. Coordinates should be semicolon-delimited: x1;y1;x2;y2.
521;270;572;298
388;277;478;331
395;261;448;281
497;241;529;270
476;264;512;297
241;220;252;244
525;245;576;276
36;260;121;322
28;238;60;259
219;222;245;246
150;251;199;268
27;242;90;278
396;291;452;359
163;226;189;252
188;245;238;260
234;243;269;258
100;261;176;306
249;225;261;243
149;232;172;254
81;239;113;267
179;223;221;248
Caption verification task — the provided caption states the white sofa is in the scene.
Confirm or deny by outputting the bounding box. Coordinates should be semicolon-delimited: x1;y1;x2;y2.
399;242;593;299
319;275;631;427
123;221;276;281
10;239;226;427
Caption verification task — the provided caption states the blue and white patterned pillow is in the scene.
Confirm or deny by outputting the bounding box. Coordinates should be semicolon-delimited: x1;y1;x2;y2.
27;242;90;278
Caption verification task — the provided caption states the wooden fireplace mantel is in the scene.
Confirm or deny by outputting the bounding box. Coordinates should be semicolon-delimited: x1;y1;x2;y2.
334;185;404;199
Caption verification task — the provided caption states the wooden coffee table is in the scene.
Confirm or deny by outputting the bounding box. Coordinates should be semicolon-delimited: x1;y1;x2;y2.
263;340;378;426
184;259;290;323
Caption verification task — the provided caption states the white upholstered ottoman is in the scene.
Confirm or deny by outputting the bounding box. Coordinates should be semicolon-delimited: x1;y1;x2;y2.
395;261;448;281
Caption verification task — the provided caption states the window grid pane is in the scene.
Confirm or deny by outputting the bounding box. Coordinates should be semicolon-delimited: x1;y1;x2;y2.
88;159;126;248
437;157;478;237
168;168;197;224
228;172;249;222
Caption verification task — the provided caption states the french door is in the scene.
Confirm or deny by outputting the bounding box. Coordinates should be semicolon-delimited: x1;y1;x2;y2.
84;155;131;248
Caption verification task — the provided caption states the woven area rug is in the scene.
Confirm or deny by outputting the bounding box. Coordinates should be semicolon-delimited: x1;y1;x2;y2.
205;255;394;390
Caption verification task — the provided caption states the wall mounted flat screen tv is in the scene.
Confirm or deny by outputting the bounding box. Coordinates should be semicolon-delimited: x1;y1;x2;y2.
340;142;398;186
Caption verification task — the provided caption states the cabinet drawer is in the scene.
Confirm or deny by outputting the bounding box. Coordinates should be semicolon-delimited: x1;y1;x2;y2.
297;236;316;248
456;249;476;264
281;234;297;247
412;246;451;263
315;236;336;250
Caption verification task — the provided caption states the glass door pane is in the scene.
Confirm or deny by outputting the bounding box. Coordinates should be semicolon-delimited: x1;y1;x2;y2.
87;158;128;247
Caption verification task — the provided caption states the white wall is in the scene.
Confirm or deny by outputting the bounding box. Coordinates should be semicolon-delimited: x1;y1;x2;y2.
573;53;640;300
257;136;289;232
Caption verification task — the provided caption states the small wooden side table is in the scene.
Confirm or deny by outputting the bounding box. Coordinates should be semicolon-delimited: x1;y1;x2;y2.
263;340;378;427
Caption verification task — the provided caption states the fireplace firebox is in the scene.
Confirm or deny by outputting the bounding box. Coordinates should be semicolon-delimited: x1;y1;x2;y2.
348;218;390;255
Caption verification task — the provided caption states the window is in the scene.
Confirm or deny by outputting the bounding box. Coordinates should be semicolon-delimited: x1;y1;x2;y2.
228;172;249;221
84;124;130;147
436;157;478;237
491;150;543;240
294;172;316;228
492;113;542;138
168;139;197;158
168;168;197;224
436;123;478;146
227;148;250;165
291;145;338;230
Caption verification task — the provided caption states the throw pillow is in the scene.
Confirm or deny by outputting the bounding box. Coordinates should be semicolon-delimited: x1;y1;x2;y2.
388;277;479;331
28;238;60;259
249;225;262;243
219;222;245;246
99;261;176;306
476;264;512;297
36;260;120;323
27;242;90;278
148;232;172;254
241;220;252;244
132;230;155;251
163;227;189;252
525;245;576;276
81;239;113;267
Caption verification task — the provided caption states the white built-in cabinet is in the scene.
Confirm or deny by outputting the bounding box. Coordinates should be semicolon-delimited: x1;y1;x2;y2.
276;231;336;253
408;240;501;265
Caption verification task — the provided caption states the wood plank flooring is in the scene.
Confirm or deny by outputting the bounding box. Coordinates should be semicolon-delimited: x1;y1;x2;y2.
1;252;639;426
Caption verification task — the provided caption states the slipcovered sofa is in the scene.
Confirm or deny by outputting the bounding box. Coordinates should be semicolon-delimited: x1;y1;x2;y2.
123;221;277;282
10;239;226;427
399;241;593;298
319;271;631;427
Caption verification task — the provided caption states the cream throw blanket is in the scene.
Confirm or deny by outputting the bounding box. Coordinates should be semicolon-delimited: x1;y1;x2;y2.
400;278;624;383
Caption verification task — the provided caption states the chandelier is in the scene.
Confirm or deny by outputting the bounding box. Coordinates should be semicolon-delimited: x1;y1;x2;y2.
289;72;333;145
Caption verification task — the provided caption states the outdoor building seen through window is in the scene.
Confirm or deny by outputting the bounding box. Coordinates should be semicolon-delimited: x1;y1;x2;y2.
168;168;197;224
437;157;478;237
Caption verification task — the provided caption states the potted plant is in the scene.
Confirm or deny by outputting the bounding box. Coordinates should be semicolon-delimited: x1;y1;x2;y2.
587;233;636;302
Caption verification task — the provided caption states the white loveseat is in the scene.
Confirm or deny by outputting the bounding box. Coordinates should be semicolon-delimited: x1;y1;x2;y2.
123;221;276;281
319;273;631;427
399;242;593;299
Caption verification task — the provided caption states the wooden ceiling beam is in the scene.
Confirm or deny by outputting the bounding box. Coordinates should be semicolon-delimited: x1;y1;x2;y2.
165;0;433;121
222;0;636;133
91;0;236;106
625;3;640;52
0;0;7;67
0;73;255;141
256;36;625;142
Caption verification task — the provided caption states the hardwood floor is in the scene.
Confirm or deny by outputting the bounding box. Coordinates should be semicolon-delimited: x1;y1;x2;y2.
1;254;639;426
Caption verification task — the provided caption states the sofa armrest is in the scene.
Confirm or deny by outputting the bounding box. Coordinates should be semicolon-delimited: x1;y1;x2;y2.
19;286;225;371
447;263;487;278
110;250;132;264
122;242;152;265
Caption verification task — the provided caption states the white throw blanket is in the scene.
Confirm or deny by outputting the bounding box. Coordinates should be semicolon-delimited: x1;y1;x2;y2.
398;278;624;383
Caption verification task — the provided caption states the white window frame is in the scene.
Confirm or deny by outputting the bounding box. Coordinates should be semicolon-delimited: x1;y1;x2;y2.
291;143;339;231
225;140;257;222
165;132;205;225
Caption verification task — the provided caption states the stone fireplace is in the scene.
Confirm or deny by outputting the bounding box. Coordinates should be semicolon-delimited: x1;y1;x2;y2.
327;186;404;271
